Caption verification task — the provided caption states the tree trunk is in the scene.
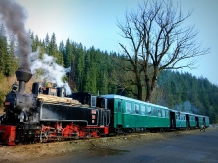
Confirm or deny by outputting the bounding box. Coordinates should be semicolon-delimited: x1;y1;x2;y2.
145;73;151;102
145;84;151;102
137;84;143;100
145;67;159;102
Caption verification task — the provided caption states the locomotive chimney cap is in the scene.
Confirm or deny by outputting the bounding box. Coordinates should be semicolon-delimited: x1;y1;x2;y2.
16;67;32;82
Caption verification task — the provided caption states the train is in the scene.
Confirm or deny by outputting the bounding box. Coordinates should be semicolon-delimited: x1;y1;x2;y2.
0;67;210;145
99;94;210;133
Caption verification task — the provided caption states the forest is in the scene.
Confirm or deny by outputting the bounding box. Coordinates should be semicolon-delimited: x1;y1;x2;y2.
0;23;218;123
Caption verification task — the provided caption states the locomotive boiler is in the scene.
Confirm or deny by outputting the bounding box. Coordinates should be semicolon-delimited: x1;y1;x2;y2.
0;67;110;145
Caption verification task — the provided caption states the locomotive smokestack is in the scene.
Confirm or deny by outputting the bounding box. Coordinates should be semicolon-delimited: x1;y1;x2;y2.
16;67;32;93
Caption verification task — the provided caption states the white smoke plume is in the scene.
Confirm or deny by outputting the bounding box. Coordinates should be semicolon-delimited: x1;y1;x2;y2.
30;49;72;95
0;0;32;68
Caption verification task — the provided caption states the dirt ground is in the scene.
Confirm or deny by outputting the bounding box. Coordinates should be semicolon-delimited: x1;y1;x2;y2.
0;127;216;163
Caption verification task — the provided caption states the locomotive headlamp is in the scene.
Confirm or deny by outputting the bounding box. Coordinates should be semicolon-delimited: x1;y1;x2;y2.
12;82;18;91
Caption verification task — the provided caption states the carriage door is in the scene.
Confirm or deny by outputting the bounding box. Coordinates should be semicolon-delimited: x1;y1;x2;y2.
195;116;199;127
186;114;190;128
170;111;176;128
115;99;123;126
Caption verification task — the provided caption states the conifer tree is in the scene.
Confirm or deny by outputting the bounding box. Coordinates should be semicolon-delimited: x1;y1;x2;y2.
5;33;18;76
74;43;85;92
44;33;50;54
0;24;7;75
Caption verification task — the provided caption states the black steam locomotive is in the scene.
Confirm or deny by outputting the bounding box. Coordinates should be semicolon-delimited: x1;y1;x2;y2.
0;67;110;145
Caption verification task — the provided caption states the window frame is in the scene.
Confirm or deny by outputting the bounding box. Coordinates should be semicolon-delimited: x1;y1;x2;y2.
147;106;152;115
125;101;132;114
134;104;139;114
141;105;146;115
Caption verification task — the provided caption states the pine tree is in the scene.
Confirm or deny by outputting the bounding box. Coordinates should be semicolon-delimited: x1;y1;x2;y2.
64;38;73;68
0;24;7;75
83;47;97;94
44;33;50;54
74;43;85;92
5;32;18;76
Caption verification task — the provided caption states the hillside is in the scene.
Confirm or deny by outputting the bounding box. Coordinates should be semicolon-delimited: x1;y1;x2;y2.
0;32;217;123
156;70;218;123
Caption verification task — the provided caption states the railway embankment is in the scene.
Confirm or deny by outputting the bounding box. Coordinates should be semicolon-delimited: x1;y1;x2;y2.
0;126;217;163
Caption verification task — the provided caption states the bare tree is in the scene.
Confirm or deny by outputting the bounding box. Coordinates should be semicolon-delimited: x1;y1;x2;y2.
117;0;210;102
111;55;143;99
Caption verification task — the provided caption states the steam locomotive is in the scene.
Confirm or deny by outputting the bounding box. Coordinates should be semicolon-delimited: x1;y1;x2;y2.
0;67;110;145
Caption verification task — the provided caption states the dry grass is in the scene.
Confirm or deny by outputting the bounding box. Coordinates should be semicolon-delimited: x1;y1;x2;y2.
0;76;14;114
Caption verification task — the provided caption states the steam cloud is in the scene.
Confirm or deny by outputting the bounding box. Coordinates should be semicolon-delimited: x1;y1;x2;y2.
0;0;31;68
30;49;71;95
173;101;200;114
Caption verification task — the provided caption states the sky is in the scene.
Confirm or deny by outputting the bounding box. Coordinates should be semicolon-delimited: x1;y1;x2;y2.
10;0;218;86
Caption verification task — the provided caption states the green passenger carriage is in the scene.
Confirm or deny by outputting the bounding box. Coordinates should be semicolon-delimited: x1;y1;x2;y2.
204;116;210;127
99;94;210;134
100;94;170;133
169;110;187;129
176;112;187;128
198;116;204;127
196;115;210;128
186;113;197;129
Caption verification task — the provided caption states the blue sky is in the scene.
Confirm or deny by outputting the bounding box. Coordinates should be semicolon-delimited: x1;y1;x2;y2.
15;0;218;86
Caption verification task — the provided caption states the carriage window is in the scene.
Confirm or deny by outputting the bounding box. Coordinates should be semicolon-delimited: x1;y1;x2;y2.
177;114;180;120
158;109;162;117
134;104;139;114
126;102;132;114
152;107;157;116
162;109;166;117
147;106;151;115
141;105;146;115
